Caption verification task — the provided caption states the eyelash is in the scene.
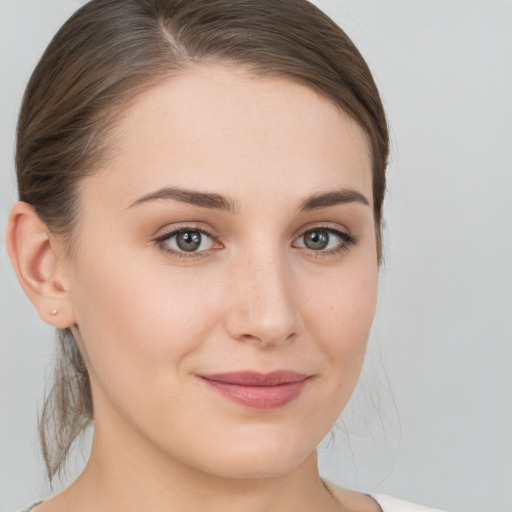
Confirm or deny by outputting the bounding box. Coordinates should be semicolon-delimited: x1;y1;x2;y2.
154;225;218;260
154;224;357;260
294;226;357;257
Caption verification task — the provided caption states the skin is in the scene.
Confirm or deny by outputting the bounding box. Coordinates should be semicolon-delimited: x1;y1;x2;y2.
8;65;381;512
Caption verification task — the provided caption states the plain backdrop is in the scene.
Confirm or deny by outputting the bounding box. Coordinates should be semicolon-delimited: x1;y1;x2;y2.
1;1;511;511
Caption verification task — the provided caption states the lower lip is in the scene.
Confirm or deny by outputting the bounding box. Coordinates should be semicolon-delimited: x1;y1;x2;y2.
201;378;309;410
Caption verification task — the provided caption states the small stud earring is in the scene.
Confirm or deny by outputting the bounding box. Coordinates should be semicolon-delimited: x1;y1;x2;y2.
50;309;59;316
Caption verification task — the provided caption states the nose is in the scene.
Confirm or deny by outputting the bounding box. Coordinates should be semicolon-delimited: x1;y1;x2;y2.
224;250;303;348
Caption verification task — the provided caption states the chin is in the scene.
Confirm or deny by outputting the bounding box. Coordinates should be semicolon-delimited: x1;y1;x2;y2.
203;453;311;480
186;427;319;480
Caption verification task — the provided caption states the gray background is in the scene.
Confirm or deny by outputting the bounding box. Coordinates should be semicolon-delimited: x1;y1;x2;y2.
1;1;511;511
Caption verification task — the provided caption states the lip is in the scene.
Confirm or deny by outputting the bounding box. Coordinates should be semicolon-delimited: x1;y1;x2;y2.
198;371;310;410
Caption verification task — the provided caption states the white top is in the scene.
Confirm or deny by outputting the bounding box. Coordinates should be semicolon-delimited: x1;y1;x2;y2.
372;494;449;511
20;494;448;511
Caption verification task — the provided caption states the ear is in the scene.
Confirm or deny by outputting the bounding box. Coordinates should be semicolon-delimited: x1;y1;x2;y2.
6;201;76;328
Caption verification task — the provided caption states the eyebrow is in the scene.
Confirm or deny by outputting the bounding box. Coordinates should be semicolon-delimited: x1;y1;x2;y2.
299;189;370;211
128;186;238;212
128;186;369;212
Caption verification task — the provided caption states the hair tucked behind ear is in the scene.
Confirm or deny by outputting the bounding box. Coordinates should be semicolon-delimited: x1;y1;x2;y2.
39;329;93;481
17;0;388;481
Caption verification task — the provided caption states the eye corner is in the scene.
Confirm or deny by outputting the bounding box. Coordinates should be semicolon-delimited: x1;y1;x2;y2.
292;225;358;256
154;225;222;260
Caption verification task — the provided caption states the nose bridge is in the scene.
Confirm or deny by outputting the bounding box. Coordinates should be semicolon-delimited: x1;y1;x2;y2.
226;242;301;347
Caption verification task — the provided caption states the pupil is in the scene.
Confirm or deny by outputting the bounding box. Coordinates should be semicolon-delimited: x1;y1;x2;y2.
304;230;329;250
177;231;201;252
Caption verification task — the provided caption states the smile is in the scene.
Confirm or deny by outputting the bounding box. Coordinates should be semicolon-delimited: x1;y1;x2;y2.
198;371;310;410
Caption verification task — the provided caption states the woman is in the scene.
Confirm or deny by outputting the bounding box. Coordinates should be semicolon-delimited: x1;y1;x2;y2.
6;0;447;510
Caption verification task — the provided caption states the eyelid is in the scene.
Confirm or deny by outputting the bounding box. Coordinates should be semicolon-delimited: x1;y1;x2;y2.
153;221;357;260
153;223;222;259
291;224;357;256
291;221;351;241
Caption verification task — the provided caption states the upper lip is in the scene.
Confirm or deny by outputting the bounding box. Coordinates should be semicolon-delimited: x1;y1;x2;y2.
199;370;309;386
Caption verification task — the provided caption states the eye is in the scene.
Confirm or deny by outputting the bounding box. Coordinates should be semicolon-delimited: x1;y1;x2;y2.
293;227;356;254
157;228;216;255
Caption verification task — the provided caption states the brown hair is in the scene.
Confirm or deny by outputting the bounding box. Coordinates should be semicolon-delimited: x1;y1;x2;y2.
16;0;388;481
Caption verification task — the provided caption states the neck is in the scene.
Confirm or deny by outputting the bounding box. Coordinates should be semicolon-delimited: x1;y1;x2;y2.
55;405;342;512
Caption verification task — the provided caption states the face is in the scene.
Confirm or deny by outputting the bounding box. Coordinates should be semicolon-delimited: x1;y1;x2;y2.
64;65;378;479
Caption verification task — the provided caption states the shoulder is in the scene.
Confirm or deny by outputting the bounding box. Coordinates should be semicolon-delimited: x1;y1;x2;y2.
326;482;448;512
18;493;450;512
371;494;449;512
16;503;43;512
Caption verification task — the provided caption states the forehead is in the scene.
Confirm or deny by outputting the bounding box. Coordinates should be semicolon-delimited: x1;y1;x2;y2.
92;65;373;207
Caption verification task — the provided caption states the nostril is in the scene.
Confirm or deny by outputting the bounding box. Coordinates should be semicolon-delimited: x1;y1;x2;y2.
235;328;298;349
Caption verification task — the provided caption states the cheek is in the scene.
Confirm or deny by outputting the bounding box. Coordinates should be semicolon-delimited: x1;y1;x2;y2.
303;261;378;378
68;245;220;408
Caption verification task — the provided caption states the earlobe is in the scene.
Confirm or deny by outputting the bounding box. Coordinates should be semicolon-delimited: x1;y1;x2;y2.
6;201;76;328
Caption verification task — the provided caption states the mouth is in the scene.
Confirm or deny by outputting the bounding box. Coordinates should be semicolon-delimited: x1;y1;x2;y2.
198;371;311;410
